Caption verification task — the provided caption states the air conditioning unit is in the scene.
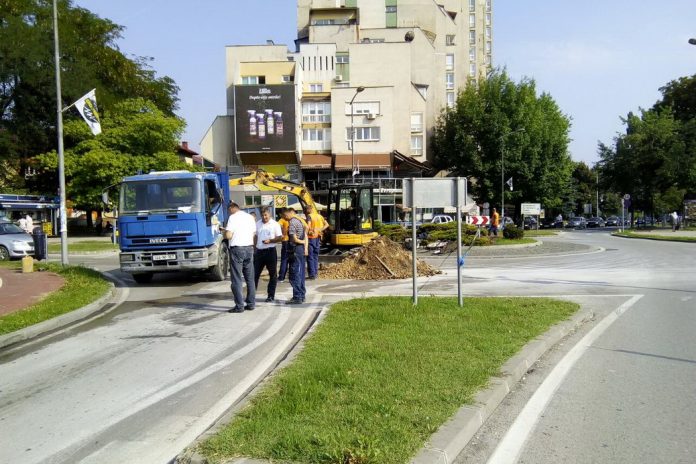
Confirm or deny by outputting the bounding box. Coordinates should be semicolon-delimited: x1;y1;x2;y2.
367;112;377;120
335;74;343;82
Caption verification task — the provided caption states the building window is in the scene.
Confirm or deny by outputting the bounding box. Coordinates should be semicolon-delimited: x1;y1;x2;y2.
469;47;476;61
346;101;380;115
486;13;491;25
446;92;455;108
242;76;264;85
469;30;476;44
282;75;293;83
303;128;324;141
486;27;491;39
469;0;475;12
410;113;423;132
445;53;454;71
469;13;476;28
446;73;455;90
386;6;397;13
486;41;492;53
486;0;492;12
309;83;324;93
346;126;381;141
446;34;456;46
302;101;331;123
336;54;349;64
469;63;477;76
484;54;491;65
411;135;424;156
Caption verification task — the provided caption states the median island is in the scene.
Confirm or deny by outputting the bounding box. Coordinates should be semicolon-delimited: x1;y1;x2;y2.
199;296;578;464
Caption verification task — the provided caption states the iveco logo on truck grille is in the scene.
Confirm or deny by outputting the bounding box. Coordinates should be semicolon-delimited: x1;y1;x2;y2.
149;238;168;244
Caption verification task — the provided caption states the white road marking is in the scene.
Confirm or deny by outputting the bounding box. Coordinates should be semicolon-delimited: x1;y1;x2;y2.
487;294;644;464
681;296;693;302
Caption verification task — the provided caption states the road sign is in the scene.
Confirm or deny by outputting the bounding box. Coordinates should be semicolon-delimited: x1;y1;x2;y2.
521;203;541;215
467;215;490;225
274;195;287;207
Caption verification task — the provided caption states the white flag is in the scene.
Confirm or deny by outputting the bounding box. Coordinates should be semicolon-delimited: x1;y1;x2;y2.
74;89;102;135
506;177;513;191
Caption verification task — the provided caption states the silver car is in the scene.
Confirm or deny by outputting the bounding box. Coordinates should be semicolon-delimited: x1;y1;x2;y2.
0;220;35;260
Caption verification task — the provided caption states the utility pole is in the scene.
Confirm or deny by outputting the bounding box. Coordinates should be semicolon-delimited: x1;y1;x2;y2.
53;0;69;265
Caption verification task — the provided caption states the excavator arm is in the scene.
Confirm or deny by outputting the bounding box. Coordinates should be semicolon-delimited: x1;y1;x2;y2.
229;170;318;214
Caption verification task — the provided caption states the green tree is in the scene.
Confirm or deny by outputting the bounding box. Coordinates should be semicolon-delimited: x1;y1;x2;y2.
598;109;684;215
431;70;573;217
571;161;596;215
0;0;179;190
32;98;196;213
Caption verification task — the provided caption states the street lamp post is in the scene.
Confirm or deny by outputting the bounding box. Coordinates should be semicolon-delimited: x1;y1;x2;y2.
500;128;524;221
53;0;68;266
350;86;365;182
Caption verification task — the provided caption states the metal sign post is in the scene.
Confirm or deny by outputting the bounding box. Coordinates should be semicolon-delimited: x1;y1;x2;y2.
404;177;467;307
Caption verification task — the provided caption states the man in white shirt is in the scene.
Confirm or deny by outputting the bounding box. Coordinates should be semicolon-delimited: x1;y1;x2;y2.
254;206;283;302
223;202;257;313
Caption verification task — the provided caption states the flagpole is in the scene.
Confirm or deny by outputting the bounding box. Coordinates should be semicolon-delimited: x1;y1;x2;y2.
53;0;69;265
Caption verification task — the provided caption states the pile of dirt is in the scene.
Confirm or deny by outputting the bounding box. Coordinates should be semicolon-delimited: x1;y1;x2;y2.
320;236;441;280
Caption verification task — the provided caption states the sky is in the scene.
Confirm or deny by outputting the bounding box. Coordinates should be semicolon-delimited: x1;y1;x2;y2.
74;0;696;166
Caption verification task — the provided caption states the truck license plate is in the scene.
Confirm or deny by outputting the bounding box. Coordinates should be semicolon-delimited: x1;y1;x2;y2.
152;253;176;261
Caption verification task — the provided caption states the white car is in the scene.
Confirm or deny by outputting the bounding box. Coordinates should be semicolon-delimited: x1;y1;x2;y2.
430;215;453;224
0;220;35;260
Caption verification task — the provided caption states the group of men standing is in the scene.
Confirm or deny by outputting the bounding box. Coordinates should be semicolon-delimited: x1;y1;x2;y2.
221;202;327;313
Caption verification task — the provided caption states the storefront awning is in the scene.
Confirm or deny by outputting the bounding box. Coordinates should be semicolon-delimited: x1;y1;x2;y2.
300;153;332;169
334;153;392;171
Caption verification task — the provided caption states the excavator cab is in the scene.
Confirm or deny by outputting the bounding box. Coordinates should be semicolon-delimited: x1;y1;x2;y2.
327;183;378;246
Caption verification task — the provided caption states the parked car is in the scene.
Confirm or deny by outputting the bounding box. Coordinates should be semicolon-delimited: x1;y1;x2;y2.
541;217;564;229
519;216;538;230
605;216;620;227
429;215;453;224
566;217;587;229
0;219;35;260
586;217;605;228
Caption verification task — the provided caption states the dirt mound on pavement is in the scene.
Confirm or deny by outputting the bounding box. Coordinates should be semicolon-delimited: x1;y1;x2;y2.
320;236;441;280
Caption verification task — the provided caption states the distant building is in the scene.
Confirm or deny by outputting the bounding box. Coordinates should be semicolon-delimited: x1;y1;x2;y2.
201;0;493;221
177;141;216;170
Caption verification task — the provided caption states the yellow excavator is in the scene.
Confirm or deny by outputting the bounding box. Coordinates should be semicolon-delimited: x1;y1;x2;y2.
229;170;378;247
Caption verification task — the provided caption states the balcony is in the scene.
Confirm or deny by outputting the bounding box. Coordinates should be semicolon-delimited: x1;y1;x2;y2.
302;140;332;151
302;114;332;123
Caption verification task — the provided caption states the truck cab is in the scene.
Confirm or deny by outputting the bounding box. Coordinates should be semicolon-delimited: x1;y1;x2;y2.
111;171;230;283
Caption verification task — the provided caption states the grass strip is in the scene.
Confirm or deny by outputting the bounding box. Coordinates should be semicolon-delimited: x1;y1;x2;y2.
200;296;578;464
47;240;119;254
0;261;111;335
525;230;559;237
613;231;696;243
491;237;537;246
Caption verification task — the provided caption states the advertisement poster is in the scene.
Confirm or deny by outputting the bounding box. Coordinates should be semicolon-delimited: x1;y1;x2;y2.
235;85;296;153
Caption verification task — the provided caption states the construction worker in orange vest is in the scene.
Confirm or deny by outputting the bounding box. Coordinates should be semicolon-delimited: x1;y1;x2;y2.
304;205;328;279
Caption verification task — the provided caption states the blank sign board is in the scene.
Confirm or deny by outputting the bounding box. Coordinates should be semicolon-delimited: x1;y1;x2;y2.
403;178;467;208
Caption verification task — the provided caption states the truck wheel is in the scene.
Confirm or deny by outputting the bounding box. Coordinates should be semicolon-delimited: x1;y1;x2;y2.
132;273;153;284
209;246;229;281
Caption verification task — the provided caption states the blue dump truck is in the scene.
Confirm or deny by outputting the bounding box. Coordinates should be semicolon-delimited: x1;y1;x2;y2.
104;170;231;284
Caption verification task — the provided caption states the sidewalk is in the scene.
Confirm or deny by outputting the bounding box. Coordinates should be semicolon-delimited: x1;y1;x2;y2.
0;267;64;316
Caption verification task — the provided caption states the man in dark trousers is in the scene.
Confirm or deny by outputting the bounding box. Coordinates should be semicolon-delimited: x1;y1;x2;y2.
222;202;256;313
304;205;328;280
283;208;308;304
254;206;283;302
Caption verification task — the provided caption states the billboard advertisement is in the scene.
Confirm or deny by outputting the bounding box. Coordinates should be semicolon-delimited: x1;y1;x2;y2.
234;85;296;153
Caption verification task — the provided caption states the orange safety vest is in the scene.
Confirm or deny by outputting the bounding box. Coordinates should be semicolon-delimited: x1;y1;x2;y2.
491;211;500;227
278;217;289;242
307;212;326;239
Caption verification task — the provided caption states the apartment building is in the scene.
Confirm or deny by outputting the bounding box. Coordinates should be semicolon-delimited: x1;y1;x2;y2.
201;0;492;219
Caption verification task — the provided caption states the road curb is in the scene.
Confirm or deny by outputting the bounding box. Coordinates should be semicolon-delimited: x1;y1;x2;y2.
611;233;696;244
410;306;593;464
0;272;126;350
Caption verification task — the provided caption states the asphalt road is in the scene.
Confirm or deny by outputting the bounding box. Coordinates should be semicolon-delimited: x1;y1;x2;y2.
1;230;693;464
450;230;696;464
